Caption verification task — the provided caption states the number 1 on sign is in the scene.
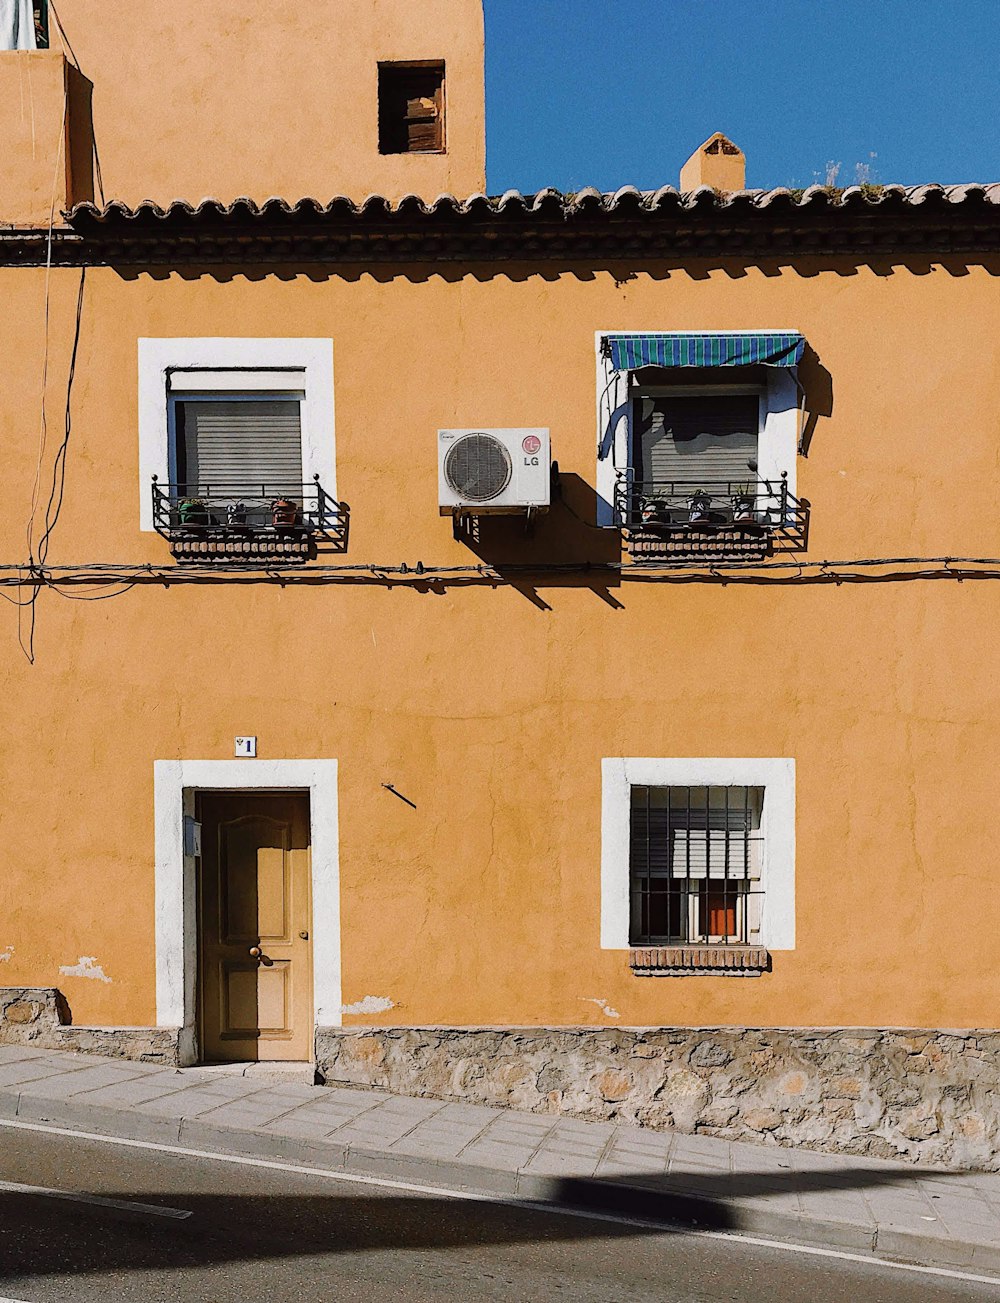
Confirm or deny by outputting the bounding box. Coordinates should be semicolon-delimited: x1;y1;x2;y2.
234;737;257;758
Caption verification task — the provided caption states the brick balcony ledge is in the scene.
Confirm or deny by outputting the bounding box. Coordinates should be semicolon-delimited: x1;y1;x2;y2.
630;946;770;976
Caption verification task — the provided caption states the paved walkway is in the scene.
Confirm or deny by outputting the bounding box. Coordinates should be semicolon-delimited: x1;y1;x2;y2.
1;1045;999;1274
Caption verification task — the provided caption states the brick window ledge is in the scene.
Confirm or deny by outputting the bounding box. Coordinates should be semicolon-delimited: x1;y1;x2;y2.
629;946;770;976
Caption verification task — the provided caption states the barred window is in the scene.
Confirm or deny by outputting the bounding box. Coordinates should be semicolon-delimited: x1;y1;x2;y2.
629;785;764;946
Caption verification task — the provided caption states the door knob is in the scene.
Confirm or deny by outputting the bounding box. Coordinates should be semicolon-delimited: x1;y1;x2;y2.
248;946;262;958
298;930;309;940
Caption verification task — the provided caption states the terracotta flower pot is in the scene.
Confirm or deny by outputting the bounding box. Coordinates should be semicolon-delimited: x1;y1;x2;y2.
271;497;300;528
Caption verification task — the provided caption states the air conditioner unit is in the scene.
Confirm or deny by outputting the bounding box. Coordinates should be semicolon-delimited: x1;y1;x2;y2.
438;428;550;515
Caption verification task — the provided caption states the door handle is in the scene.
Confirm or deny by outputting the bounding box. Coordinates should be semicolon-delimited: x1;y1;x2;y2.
248;946;262;958
298;930;309;940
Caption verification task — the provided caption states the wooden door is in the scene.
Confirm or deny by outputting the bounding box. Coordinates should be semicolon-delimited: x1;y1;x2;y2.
198;792;312;1062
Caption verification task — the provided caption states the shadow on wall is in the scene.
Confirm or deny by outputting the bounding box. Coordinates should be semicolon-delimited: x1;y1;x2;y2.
797;345;834;458
66;64;99;207
451;471;624;610
108;254;1000;289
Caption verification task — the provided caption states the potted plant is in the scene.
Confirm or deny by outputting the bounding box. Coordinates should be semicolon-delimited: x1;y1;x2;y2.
731;483;756;523
639;495;675;532
688;490;712;524
271;496;300;529
178;497;209;528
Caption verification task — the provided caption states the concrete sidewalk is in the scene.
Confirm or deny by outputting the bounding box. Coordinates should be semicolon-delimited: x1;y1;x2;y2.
1;1045;999;1274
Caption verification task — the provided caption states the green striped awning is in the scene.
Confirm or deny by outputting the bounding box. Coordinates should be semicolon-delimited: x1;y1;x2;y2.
604;332;805;370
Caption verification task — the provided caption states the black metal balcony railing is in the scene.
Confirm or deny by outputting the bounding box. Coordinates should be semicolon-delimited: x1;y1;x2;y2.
614;472;809;561
152;477;348;561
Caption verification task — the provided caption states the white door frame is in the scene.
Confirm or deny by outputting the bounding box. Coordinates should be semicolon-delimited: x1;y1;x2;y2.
154;759;341;1065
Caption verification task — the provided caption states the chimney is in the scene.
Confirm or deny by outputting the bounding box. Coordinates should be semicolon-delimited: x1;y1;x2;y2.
680;133;746;192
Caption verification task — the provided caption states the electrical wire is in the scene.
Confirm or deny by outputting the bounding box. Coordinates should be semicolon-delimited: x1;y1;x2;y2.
25;77;69;566
48;583;138;602
35;268;85;570
3;556;1000;588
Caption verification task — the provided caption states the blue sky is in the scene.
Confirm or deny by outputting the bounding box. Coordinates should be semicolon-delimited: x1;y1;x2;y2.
484;0;1000;194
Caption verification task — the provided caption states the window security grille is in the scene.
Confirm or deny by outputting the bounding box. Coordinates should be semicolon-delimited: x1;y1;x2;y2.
629;785;764;946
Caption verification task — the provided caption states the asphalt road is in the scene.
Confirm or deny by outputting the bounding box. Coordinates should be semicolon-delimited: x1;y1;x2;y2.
0;1124;996;1302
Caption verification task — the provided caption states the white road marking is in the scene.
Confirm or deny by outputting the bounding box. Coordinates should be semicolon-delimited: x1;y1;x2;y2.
1;1117;998;1289
0;1296;32;1302
0;1178;192;1220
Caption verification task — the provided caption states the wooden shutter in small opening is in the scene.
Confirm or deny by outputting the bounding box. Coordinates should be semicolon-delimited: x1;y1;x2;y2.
379;64;445;154
637;394;759;486
176;399;303;493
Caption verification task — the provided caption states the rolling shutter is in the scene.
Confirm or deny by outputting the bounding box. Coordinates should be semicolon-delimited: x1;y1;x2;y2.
176;399;303;493
637;394;759;486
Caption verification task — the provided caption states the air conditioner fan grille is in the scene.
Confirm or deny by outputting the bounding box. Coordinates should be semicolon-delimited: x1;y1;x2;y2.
444;433;512;502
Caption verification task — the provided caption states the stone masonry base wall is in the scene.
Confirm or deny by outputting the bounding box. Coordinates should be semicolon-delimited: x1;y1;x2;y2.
5;994;996;1170
316;1026;1000;1170
0;989;179;1066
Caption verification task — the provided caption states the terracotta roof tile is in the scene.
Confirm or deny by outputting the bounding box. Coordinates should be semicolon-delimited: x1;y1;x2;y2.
66;182;1000;225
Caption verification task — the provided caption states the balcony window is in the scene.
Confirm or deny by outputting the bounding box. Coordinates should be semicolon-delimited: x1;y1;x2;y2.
596;331;809;559
621;386;799;559
154;384;337;561
138;339;344;560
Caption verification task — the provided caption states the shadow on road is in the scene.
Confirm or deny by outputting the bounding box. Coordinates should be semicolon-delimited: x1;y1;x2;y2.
0;1160;951;1283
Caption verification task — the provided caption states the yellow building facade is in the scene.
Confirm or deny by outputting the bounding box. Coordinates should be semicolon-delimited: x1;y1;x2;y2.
2;1;999;1163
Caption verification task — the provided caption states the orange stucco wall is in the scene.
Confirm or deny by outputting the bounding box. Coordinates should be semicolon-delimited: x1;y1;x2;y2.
0;0;485;215
0;52;71;224
1;252;999;1032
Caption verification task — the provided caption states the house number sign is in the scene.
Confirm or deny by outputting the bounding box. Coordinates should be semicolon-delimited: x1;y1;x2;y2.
234;736;257;758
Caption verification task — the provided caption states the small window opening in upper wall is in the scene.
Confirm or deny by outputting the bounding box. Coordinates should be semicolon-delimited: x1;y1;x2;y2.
378;61;446;155
34;2;49;48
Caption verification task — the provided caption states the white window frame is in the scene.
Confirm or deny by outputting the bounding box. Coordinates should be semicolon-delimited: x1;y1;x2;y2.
595;331;800;527
138;338;336;531
601;758;795;952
